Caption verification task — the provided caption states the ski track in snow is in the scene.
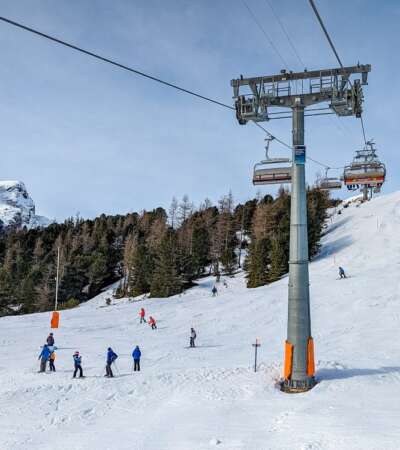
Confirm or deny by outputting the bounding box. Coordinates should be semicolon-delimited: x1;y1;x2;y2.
1;193;400;449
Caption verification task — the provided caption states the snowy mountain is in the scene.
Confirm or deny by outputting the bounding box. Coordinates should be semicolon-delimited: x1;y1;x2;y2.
0;180;50;230
1;192;400;449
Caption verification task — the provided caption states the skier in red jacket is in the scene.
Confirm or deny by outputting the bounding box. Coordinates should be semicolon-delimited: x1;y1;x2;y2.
139;308;146;324
148;316;157;330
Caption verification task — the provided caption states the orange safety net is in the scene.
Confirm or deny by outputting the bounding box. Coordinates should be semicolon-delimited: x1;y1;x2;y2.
307;337;315;376
50;311;60;329
283;340;293;380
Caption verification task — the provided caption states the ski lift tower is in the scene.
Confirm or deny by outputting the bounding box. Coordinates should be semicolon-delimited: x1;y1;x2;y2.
231;64;371;392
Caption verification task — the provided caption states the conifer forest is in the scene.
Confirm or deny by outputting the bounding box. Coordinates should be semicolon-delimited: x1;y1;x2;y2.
0;187;331;316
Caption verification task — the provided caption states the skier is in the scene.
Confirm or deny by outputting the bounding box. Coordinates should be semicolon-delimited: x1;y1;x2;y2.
132;345;141;372
49;349;56;372
212;286;218;297
105;347;118;378
46;333;55;346
139;307;146;324
339;266;347;279
148;316;157;330
38;344;51;373
73;351;83;378
190;328;197;348
223;280;228;288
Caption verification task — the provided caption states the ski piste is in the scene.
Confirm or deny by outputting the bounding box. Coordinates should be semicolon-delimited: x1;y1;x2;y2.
2;192;400;449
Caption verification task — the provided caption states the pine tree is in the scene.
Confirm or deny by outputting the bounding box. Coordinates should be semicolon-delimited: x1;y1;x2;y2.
127;238;152;297
246;238;270;288
150;229;182;298
268;236;287;282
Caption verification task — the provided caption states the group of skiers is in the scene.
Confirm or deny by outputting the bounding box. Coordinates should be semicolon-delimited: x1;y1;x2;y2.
38;333;142;378
38;308;198;377
139;308;157;329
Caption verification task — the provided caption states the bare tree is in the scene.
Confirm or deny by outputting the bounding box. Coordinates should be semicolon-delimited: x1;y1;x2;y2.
168;196;178;229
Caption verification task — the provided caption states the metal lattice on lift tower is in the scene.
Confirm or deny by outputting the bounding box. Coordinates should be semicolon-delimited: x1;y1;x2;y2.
231;64;371;393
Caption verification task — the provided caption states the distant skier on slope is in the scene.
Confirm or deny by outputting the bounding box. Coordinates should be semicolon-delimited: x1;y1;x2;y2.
139;307;146;324
46;333;55;346
105;347;118;378
148;316;157;330
132;346;141;372
73;351;83;378
38;344;51;373
212;286;218;297
49;349;56;372
339;266;347;279
190;328;197;348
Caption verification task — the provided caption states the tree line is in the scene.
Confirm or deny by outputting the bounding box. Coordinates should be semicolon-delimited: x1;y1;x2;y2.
0;188;331;316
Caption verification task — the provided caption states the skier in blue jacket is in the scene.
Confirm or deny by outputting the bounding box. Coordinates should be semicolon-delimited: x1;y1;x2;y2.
339;266;347;279
38;344;51;373
73;351;83;378
105;347;118;378
132;346;141;372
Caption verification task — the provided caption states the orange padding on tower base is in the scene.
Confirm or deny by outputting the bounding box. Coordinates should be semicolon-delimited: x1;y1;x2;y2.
51;311;60;329
307;337;315;376
284;340;293;379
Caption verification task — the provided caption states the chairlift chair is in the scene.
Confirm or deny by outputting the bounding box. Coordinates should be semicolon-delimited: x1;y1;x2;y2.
252;137;292;185
317;168;342;190
343;161;386;191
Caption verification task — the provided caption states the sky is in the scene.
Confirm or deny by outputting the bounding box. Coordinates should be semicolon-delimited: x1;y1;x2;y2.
0;0;399;221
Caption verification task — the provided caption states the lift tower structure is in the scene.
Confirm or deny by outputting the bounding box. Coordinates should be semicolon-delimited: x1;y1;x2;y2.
231;64;371;392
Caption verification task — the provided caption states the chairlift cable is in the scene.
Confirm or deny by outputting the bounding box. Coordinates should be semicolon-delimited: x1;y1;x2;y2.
241;0;289;69
251;121;292;150
307;0;369;147
0;15;234;111
307;0;343;68
264;0;306;68
0;14;298;155
0;14;345;172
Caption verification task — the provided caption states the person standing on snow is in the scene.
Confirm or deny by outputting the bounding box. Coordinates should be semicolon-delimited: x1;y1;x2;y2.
212;286;218;297
339;266;347;279
148;316;157;330
38;344;51;372
105;347;118;378
73;351;83;378
49;349;56;372
132;346;141;371
190;328;197;348
139;307;146;324
46;333;55;346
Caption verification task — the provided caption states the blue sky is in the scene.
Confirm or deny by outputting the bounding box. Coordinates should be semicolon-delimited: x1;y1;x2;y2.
0;0;398;220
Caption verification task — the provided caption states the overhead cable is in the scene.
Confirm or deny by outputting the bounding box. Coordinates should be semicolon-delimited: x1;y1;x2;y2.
0;14;340;164
307;0;370;147
0;15;234;111
241;0;289;69
264;0;305;68
307;0;343;68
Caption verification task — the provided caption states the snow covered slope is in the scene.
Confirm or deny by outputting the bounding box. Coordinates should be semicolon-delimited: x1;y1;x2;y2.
1;192;400;450
0;180;50;230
